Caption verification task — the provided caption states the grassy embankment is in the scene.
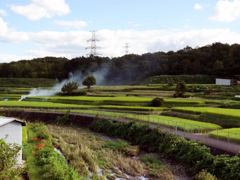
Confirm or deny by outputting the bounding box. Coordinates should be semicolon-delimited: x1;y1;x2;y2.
172;107;240;128
47;124;174;179
23;122;83;180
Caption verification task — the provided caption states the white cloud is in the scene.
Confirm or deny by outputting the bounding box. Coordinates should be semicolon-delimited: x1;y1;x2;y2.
194;3;203;10
1;18;240;61
128;21;140;27
0;54;34;63
0;9;8;16
134;24;141;27
11;0;70;20
0;18;30;42
208;0;240;22
54;20;87;30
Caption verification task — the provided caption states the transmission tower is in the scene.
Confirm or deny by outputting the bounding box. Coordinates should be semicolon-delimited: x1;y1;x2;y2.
85;31;101;57
124;43;130;55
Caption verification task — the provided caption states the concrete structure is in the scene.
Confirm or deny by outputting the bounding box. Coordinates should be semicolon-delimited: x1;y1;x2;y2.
216;78;231;85
0;117;26;164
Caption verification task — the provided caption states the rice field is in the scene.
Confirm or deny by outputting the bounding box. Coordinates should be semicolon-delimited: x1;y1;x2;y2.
0;101;166;112
25;96;206;107
208;128;240;144
64;109;221;132
0;101;98;108
172;107;240;118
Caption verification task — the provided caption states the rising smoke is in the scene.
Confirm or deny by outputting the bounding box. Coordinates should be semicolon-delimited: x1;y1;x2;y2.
19;67;109;101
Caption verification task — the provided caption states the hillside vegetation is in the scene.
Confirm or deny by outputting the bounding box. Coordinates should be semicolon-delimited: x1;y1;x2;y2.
0;42;240;85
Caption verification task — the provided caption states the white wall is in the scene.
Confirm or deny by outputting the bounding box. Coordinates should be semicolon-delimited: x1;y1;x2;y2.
0;121;22;164
216;78;231;85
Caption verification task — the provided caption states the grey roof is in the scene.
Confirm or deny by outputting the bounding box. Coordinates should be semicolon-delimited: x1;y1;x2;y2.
0;117;26;127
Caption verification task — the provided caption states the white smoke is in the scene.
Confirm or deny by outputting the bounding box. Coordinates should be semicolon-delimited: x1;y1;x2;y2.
19;67;109;101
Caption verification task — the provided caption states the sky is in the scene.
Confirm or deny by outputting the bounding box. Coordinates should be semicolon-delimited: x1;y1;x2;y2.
0;0;240;63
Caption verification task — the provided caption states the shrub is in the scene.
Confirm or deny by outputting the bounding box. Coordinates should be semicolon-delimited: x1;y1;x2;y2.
0;137;23;179
151;97;163;107
61;81;79;94
174;81;188;97
195;169;218;180
56;110;70;124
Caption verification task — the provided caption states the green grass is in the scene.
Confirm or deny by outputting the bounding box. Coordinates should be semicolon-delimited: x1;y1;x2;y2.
22;126;27;143
209;128;240;144
0;101;165;112
105;140;128;150
25;95;207;107
149;114;221;132
0;94;24;101
164;99;205;105
67;109;221;132
172;107;240;118
26;96;153;102
99;105;166;111
0;101;98;108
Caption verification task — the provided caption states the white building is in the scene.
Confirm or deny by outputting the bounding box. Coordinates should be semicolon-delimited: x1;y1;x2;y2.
0;117;26;164
216;78;231;85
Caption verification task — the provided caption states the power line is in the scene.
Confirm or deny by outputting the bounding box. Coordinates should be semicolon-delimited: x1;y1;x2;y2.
85;31;101;57
124;43;130;55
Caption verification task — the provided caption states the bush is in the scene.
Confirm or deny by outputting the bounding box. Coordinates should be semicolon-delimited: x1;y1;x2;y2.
0;138;23;179
56;110;70;124
93;118;240;180
61;81;79;94
174;81;188;97
151;97;163;107
195;169;218;180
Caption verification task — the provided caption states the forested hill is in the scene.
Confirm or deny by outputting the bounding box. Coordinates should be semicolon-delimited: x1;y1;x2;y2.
0;42;240;85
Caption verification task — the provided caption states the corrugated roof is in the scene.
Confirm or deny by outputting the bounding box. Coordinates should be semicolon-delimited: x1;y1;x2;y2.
0;117;26;127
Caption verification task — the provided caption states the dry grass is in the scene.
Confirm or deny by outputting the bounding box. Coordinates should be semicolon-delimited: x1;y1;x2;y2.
46;125;150;178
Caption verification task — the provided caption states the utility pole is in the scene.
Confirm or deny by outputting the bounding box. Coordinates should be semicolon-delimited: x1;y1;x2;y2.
124;43;130;55
85;31;101;58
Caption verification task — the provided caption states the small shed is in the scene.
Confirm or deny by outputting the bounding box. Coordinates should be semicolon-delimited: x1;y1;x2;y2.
216;78;231;85
0;117;26;164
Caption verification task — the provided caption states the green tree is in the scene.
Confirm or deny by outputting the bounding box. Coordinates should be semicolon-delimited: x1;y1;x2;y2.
82;75;97;89
151;97;163;107
0;137;22;179
174;81;188;97
213;60;224;71
61;81;79;94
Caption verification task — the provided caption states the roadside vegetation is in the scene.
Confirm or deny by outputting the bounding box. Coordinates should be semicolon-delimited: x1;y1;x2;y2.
23;122;83;180
93;118;240;180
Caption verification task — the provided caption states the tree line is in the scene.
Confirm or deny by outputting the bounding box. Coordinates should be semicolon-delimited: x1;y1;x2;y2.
0;42;240;84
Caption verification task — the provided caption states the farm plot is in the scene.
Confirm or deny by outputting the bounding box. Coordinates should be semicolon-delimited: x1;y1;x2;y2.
0;101;166;112
66;109;221;132
0;94;23;101
0;101;98;109
172;107;240;118
209;128;240;144
25;95;206;107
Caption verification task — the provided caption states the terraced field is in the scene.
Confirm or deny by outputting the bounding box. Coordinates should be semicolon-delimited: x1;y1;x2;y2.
209;128;240;144
172;107;240;118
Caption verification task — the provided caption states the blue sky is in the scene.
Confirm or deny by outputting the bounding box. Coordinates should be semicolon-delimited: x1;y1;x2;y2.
0;0;240;62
